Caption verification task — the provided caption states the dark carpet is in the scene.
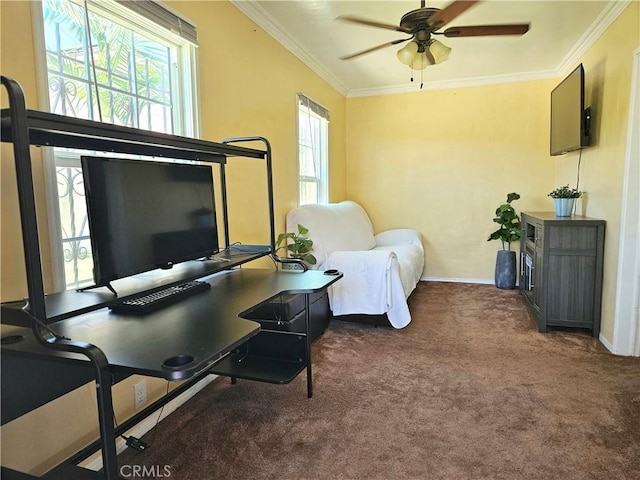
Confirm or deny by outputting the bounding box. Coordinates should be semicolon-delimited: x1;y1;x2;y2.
120;282;640;479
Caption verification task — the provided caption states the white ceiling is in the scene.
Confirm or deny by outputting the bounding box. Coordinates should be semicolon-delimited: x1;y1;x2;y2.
231;0;627;97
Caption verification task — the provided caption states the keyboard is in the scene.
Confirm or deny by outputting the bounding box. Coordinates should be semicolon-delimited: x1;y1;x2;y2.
109;280;211;315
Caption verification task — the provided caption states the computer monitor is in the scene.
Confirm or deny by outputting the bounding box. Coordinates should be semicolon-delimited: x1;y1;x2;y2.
81;156;219;287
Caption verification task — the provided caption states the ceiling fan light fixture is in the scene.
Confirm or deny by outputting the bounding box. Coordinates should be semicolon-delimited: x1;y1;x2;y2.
411;52;430;70
339;0;531;80
428;39;452;64
396;41;419;66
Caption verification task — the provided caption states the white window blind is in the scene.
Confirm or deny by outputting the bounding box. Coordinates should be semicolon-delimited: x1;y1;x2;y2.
116;0;198;45
298;94;330;122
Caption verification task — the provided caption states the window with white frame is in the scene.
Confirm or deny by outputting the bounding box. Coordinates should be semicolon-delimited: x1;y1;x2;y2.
297;94;329;205
33;0;199;290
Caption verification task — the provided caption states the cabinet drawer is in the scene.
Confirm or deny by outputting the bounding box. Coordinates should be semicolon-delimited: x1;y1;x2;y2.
547;225;599;251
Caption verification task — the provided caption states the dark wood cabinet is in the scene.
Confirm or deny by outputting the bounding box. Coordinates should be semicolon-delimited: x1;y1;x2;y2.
519;212;605;337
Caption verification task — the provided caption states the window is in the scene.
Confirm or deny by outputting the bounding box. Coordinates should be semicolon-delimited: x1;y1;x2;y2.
33;0;198;290
297;94;329;205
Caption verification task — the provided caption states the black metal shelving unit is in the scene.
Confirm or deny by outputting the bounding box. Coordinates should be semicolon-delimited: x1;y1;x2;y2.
0;75;279;479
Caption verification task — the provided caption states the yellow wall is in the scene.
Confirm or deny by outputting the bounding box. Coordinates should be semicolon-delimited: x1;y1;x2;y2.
345;2;638;342
0;0;346;474
167;1;347;242
0;0;55;300
346;80;554;281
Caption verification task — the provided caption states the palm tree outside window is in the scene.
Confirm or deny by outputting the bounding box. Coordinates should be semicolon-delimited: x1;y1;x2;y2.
33;0;199;290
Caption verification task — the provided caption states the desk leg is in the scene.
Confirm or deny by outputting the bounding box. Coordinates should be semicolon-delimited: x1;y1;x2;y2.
305;293;313;398
95;370;119;479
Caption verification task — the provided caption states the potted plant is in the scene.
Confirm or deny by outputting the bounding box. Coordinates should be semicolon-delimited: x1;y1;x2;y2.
487;192;521;289
276;224;317;269
548;185;582;217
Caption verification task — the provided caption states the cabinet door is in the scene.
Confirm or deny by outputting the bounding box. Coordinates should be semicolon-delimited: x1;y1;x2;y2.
520;216;538;308
545;225;599;327
522;247;536;307
533;226;543;309
546;255;596;326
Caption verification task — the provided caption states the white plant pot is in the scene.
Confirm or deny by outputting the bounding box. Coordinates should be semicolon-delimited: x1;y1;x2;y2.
554;198;575;217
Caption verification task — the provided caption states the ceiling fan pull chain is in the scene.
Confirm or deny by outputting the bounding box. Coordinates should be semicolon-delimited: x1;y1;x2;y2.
420;67;424;89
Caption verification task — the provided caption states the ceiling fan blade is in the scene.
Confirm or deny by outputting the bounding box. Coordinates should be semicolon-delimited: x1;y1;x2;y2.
427;1;479;30
443;24;530;37
337;15;413;34
340;38;412;60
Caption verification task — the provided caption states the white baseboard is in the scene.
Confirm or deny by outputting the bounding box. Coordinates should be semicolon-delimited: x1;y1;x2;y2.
80;375;218;471
420;276;494;285
599;333;616;354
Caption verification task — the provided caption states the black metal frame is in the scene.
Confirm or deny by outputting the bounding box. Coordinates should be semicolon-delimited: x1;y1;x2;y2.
0;75;277;479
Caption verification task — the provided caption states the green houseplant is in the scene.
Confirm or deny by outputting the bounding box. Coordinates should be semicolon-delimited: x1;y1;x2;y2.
276;224;317;267
487;193;521;289
548;185;582;217
548;185;582;198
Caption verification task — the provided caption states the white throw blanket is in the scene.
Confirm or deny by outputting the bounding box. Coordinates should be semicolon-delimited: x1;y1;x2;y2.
325;250;411;329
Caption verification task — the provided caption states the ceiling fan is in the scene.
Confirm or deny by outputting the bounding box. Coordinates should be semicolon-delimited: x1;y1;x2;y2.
338;0;530;71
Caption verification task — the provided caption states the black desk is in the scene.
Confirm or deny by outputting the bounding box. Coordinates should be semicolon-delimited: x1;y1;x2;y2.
1;268;341;479
1;75;327;480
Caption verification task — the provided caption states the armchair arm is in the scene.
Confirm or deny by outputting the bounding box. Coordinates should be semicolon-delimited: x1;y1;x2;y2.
324;249;411;328
325;249;396;273
324;249;397;315
375;229;423;251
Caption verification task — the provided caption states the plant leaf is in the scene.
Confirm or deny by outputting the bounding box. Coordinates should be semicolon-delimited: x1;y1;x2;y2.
506;192;520;203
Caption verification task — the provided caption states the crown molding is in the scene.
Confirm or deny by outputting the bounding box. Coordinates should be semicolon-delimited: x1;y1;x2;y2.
232;0;631;98
347;68;559;97
555;0;631;77
230;0;350;96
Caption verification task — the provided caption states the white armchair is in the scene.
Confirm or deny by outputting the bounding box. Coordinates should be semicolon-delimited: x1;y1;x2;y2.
286;201;424;328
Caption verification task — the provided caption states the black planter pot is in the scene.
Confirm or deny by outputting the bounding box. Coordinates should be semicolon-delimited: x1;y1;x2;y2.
495;250;517;289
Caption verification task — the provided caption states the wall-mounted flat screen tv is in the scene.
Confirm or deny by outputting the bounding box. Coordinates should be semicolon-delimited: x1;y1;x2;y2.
550;63;591;156
81;156;219;287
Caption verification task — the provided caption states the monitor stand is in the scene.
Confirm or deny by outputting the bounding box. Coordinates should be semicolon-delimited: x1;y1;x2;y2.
77;282;118;297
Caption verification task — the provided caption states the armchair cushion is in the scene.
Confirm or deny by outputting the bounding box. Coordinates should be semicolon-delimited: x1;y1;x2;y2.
286;201;375;268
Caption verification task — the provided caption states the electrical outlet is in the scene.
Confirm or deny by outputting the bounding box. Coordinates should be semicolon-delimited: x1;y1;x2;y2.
134;380;147;410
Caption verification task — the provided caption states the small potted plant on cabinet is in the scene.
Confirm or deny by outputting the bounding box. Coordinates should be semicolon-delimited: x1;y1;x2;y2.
548;184;582;217
276;224;317;270
487;193;521;289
